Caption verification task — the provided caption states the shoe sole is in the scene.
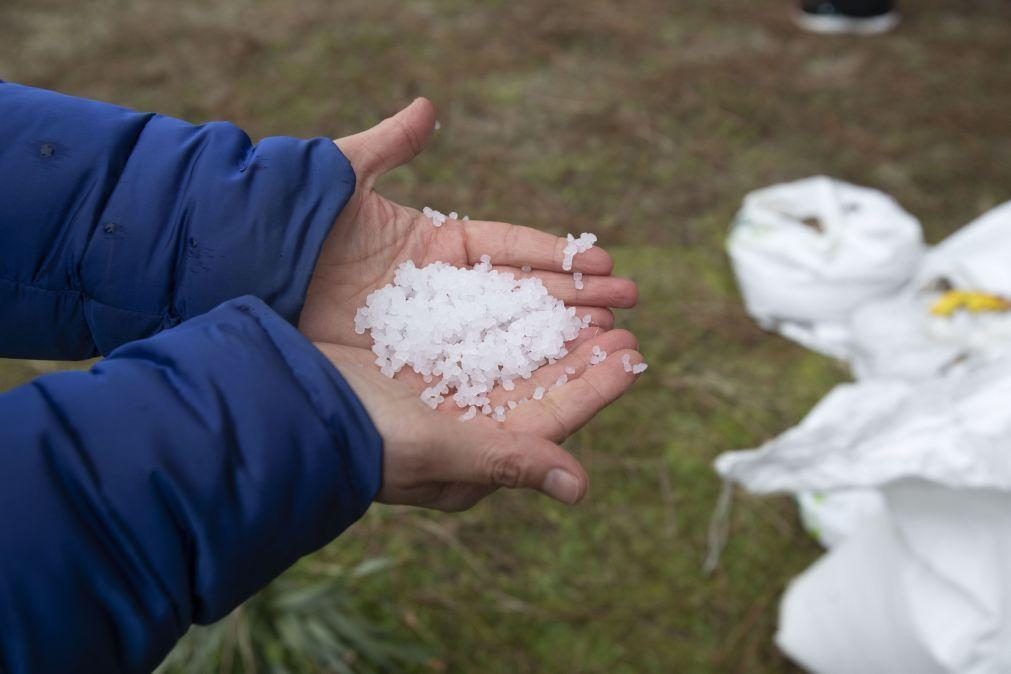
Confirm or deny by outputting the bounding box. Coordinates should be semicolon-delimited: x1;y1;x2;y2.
793;11;900;35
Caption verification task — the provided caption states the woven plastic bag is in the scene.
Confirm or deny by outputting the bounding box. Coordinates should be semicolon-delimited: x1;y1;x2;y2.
716;358;1011;673
727;176;924;360
719;192;1011;672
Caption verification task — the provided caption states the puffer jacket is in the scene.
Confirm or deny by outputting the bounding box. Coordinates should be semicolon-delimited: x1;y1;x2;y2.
0;81;383;674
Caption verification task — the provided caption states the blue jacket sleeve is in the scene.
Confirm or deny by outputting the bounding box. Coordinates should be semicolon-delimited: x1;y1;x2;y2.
0;296;383;674
0;81;355;359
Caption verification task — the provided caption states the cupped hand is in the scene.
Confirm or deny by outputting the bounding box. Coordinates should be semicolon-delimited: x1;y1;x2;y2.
298;98;638;347
316;326;644;511
302;99;644;511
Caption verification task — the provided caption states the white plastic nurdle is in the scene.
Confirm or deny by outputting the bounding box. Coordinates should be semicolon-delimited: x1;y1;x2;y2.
421;206;469;227
561;232;597;271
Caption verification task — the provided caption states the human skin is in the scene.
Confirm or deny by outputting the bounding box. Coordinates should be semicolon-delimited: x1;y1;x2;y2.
301;99;644;511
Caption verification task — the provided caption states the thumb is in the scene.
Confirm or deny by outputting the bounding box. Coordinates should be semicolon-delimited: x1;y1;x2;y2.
432;425;590;505
335;97;437;179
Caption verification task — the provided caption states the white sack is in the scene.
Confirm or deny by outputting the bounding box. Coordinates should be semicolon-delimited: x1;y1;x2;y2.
726;176;924;359
776;511;947;674
720;191;1011;673
780;481;1011;674
716;357;1011;673
795;489;884;550
715;357;1011;496
727;192;1011;549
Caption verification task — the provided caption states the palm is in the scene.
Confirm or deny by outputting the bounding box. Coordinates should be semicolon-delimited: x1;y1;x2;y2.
301;99;643;510
299;99;635;349
300;190;471;348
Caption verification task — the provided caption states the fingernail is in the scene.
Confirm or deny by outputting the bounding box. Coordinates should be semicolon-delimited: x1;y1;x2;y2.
542;469;582;505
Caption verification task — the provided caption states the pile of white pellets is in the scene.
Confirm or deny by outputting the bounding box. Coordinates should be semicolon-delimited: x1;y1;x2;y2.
421;206;468;227
352;207;645;422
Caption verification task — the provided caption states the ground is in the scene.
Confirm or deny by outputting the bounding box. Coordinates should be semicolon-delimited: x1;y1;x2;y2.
1;0;1009;671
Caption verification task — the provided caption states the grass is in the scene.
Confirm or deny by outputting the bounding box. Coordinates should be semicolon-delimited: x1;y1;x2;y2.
1;0;1009;671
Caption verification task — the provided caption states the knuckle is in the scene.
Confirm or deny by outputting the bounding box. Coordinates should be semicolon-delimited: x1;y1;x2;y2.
540;396;571;439
583;377;612;411
502;225;520;260
553;237;566;266
485;448;524;489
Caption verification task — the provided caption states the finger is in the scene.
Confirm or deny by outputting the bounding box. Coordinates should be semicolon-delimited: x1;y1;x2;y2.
568;307;614;331
494;266;638;308
506;347;645;442
463;220;614;274
425;424;588;505
491;329;638;406
335;97;437;178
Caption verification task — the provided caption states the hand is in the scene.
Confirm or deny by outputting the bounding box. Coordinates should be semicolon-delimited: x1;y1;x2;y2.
316;332;644;511
298;98;638;346
302;99;644;511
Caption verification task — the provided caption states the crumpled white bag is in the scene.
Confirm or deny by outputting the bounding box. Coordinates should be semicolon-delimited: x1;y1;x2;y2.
716;358;1011;494
777;488;1011;674
716;358;1011;673
795;488;884;550
727;176;925;360
719;184;1011;673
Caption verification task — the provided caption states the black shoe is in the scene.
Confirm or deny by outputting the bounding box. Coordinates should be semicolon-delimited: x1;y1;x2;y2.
795;0;900;35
